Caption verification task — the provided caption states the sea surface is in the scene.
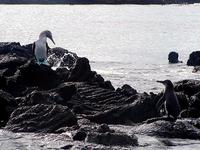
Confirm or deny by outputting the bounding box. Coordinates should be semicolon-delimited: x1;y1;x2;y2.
1;4;200;149
1;4;200;93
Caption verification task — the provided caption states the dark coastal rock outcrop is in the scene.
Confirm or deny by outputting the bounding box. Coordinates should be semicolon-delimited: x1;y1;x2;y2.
174;80;200;96
68;57;92;82
168;51;182;64
174;80;200;118
132;119;200;139
86;132;138;146
0;90;17;126
5;104;77;132
72;123;138;146
187;51;200;66
1;42;200;145
116;84;137;96
19;60;61;89
82;92;158;124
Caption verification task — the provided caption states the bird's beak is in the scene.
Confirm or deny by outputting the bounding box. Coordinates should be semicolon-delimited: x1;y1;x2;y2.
50;37;55;45
156;80;164;84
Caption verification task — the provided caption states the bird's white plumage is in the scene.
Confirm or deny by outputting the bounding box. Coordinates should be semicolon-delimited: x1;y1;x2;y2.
33;30;55;65
34;37;47;62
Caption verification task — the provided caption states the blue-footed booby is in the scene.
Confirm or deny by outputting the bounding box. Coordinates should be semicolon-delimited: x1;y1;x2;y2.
33;30;55;65
156;80;181;119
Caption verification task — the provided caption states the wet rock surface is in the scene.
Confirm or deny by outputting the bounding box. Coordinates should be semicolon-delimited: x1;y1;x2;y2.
132;119;200;139
1;42;200;149
86;132;138;146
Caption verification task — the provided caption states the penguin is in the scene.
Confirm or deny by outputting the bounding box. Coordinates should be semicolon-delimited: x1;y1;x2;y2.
32;30;55;65
156;80;181;119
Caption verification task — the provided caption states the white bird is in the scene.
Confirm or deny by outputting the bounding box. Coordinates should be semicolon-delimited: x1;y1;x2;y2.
32;30;55;65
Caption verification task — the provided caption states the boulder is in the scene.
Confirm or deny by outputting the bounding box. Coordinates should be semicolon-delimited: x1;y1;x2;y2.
0;90;17;126
0;42;21;54
187;51;200;66
168;51;182;63
55;67;69;81
55;83;77;101
116;84;137;96
97;124;114;133
5;104;77;133
21;90;56;106
174;80;200;96
86;132;138;146
0;54;27;70
132;119;200;139
19;60;61;89
72;129;87;141
85;93;158;124
68;57;92;82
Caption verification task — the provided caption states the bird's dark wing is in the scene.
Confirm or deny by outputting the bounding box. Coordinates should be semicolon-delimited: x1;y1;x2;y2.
156;94;166;112
46;42;50;56
32;42;35;55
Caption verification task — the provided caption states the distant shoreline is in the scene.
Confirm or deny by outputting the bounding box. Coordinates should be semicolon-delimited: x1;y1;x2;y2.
0;0;199;5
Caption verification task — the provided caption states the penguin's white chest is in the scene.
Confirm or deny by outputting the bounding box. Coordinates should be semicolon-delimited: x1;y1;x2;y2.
35;40;47;62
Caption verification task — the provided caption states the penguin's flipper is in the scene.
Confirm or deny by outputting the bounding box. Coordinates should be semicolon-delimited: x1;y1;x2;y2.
32;42;35;55
156;95;165;112
32;42;37;61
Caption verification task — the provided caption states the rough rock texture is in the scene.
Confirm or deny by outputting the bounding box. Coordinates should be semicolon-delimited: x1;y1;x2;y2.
132;119;200;139
82;92;158;124
5;104;77;132
0;90;17;126
116;84;137;96
86;132;138;146
0;42;200;143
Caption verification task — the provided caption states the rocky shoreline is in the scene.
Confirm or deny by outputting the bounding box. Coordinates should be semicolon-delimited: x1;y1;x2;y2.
1;42;200;149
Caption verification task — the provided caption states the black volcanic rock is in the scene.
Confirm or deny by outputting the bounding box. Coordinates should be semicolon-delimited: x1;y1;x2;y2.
0;90;17;126
5;104;77;132
174;80;200;96
19;60;61;89
168;51;182;63
86;132;138;146
116;84;137;96
68;57;92;82
0;54;27;70
132;119;200;139
187;51;200;66
84;93;158;124
1;41;200;144
72;129;87;141
97;124;114;133
0;42;21;54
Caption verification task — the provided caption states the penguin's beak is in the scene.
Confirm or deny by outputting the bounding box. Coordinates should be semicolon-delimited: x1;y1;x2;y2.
156;80;164;84
49;37;56;45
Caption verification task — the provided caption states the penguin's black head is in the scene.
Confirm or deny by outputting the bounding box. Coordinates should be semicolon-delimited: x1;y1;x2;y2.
157;80;174;89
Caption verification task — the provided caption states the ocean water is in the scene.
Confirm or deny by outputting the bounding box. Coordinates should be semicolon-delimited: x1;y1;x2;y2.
0;4;200;92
